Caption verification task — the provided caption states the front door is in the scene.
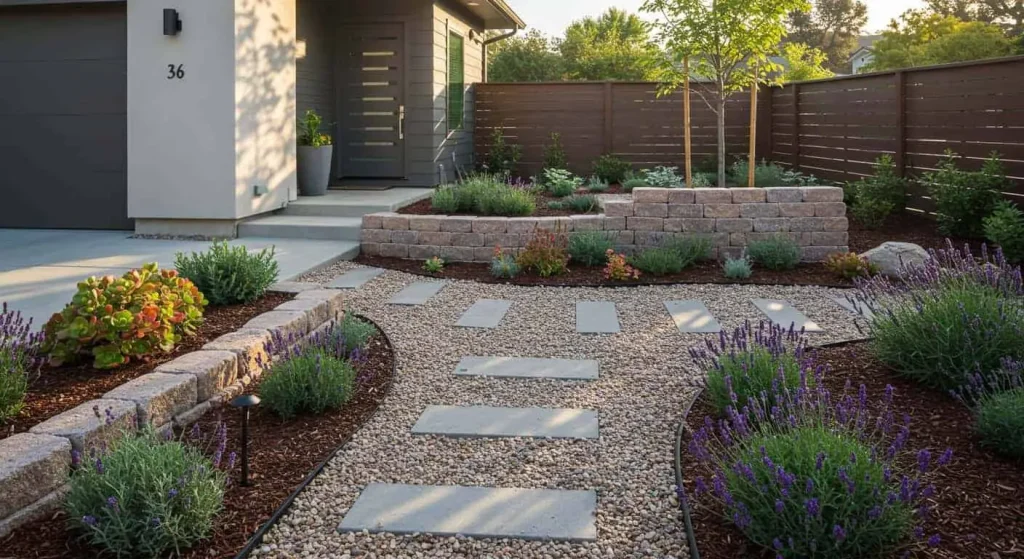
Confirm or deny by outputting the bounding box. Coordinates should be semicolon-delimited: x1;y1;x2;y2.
335;23;406;179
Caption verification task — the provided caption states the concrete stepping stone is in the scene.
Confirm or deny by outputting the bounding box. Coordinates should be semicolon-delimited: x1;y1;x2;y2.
454;356;599;380
576;301;620;334
456;299;512;329
411;405;599;439
388;281;447;305
752;299;823;333
834;296;876;320
327;267;384;289
664;300;721;333
338;483;598;541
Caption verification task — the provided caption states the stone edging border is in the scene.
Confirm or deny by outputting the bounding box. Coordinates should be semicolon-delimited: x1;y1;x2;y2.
361;186;849;263
0;282;340;538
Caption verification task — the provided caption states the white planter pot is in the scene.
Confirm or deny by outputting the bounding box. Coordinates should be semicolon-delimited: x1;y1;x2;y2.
297;145;333;196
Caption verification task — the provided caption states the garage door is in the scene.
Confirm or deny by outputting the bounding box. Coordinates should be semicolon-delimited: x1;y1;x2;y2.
0;2;130;230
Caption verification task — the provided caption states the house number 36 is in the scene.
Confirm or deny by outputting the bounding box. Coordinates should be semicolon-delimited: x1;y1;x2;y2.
167;64;185;79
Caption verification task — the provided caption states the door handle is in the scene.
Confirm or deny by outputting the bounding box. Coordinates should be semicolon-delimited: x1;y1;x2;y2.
398;105;405;140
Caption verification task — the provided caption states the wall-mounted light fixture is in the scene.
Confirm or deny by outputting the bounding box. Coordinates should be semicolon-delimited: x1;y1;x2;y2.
163;9;182;36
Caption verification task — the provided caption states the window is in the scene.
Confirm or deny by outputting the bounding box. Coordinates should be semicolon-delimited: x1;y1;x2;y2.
447;31;465;131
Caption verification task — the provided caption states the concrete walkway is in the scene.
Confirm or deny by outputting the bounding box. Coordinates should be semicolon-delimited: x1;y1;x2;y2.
0;229;357;326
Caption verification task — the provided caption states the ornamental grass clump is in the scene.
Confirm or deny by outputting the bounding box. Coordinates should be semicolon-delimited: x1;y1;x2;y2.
687;373;952;558
568;231;615;267
747;235;802;270
174;241;279;306
689;322;811;416
0;302;42;423
629;247;686;275
66;422;229;558
857;241;1024;391
952;359;1024;459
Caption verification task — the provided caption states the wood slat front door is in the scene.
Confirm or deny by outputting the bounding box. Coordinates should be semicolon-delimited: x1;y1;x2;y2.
335;23;405;179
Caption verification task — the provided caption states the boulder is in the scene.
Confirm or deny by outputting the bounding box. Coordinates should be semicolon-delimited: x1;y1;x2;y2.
862;242;930;277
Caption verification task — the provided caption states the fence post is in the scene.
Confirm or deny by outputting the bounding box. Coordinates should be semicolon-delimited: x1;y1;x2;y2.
791;83;800;171
603;82;614;155
894;71;906;177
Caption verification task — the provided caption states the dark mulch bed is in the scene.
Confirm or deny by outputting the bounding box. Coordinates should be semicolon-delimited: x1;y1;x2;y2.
683;342;1024;558
397;184;628;217
355;254;853;287
2;292;293;439
2;321;396;559
848;212;978;255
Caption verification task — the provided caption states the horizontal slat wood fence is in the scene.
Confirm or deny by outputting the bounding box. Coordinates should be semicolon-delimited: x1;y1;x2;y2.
475;56;1024;212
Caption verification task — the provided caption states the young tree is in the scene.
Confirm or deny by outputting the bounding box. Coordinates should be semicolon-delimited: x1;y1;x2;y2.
786;0;869;71
780;42;835;81
558;8;661;80
487;30;565;83
642;0;809;187
865;10;1016;71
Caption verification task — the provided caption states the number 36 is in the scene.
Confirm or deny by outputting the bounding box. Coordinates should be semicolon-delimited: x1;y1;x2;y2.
167;64;185;79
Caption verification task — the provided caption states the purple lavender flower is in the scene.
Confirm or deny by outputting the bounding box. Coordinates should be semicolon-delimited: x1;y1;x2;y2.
805;498;820;518
106;496;119;512
917;449;931;473
94;458;105;475
928;534;941;547
774;499;784;514
815;452;825;471
82;515;98;526
71;449;81;468
694;477;708;495
833;524;846;542
168;488;179;499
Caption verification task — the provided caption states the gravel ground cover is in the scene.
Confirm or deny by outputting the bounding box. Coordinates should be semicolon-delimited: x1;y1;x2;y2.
250;263;866;559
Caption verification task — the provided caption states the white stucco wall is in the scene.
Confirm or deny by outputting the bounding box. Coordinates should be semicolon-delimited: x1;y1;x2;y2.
127;0;297;224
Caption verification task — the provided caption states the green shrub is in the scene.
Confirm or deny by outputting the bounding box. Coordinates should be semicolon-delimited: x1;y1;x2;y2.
543;168;582;197
690;172;714;188
641;166;683;188
174;242;278;306
925;150;1006;238
974;386;1024;458
517;226;569;277
629;247;685;275
984;201;1024;263
430;186;460;213
43;264;207;369
0;303;40;423
490;248;521;279
477;186;536;216
847;155;907;229
586;175;610;192
729;159;786;187
825;252;879;279
696;156;718;174
568;232;615;266
298;109;331;147
621;177;649;192
542;132;568;172
561;194;599;213
747;235;801;270
663;236;713;267
334;312;376;355
591;155;631;184
66;427;226;558
422;257;444;274
722;255;753;279
483;129;521;175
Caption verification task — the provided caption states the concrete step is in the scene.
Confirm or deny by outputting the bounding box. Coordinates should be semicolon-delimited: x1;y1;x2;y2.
282;189;432;218
338;483;598;541
752;299;823;333
388;281;447;305
454;356;600;380
237;215;362;241
411;405;599;439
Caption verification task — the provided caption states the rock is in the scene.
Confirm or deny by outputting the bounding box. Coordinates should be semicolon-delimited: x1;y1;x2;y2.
29;398;137;453
104;372;197;426
0;434;71;520
862;242;930;277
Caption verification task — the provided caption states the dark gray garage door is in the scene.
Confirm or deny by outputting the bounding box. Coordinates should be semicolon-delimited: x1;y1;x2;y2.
0;2;130;230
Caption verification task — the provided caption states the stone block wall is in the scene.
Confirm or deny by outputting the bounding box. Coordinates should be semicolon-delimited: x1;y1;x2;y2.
362;187;848;262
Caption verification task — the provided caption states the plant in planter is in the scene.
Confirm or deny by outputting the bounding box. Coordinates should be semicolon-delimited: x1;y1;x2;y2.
297;109;333;196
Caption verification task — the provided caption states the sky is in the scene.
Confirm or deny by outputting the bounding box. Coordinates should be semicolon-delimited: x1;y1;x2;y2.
510;0;926;36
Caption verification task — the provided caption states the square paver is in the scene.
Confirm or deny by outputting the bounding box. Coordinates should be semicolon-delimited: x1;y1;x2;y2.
456;299;512;329
327;267;385;289
411;406;599;439
751;299;823;333
453;356;599;380
576;302;620;334
664;301;721;333
338;484;598;541
389;281;447;305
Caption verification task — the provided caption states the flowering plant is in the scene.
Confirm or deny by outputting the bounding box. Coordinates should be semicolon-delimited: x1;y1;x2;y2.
517;225;570;277
1;302;42;423
687;369;952;558
66;412;230;557
952;359;1024;459
490;246;521;279
603;249;640;281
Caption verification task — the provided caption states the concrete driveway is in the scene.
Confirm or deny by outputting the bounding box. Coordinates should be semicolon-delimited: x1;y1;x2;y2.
0;230;356;328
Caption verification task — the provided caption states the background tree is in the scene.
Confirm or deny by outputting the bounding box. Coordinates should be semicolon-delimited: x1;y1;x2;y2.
865;10;1016;71
558;8;661;80
785;0;868;71
487;30;564;82
983;0;1024;35
926;0;996;22
780;42;835;81
642;0;809;187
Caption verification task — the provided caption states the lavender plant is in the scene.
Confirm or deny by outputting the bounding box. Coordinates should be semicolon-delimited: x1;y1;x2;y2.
857;241;1024;390
687;376;951;558
690;322;812;416
65;418;229;558
0;302;42;423
952;359;1024;459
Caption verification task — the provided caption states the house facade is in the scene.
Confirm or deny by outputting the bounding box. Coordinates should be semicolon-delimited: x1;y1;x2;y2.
0;0;523;236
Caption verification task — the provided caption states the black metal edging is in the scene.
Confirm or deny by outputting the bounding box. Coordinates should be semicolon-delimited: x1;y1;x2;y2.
673;336;872;559
232;314;398;559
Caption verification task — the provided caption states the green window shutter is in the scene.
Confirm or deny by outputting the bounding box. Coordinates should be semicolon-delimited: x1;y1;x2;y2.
448;32;465;130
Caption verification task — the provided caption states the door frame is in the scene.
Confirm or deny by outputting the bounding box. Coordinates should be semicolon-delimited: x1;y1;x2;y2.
333;20;408;181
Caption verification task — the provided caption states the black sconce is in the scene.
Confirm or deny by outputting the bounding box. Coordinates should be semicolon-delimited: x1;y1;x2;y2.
163;9;182;36
229;394;261;486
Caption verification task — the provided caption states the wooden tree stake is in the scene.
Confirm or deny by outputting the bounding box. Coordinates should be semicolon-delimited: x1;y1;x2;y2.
748;65;758;188
683;56;693;188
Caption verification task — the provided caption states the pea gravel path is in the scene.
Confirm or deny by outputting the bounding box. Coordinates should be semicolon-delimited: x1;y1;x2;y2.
253;262;865;559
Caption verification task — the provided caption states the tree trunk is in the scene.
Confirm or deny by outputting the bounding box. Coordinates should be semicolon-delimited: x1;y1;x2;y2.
717;95;727;188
